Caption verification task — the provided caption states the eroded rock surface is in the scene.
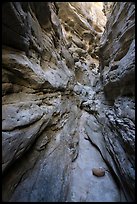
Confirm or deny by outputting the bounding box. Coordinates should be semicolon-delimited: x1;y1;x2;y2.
98;2;135;201
2;2;135;202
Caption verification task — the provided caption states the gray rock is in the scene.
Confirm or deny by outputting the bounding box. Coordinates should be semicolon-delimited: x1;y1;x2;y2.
2;2;135;203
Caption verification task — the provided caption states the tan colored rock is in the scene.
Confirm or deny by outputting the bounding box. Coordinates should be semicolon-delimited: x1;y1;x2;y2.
92;168;105;177
2;1;135;203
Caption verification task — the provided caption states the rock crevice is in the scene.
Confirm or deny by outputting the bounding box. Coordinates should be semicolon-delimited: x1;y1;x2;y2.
2;2;135;202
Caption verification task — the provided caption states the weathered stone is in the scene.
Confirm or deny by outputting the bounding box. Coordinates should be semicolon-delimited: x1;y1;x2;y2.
2;2;135;203
95;2;135;201
92;168;105;177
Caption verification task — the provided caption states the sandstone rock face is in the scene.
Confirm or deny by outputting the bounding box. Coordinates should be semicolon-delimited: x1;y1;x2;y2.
102;2;114;18
2;2;135;202
2;3;78;202
98;3;135;201
56;2;107;86
99;2;135;101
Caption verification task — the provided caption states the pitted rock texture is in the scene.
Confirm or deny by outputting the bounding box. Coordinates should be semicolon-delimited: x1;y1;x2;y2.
99;2;135;99
56;2;107;87
97;2;135;201
2;2;135;202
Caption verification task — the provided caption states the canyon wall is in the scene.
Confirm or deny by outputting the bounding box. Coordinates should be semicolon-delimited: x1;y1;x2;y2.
98;2;135;200
2;2;135;202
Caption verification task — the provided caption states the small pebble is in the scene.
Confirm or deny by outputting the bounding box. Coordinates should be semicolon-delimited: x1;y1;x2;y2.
92;168;105;177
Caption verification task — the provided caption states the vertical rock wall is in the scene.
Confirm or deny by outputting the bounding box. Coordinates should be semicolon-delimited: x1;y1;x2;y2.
2;2;135;202
56;2;106;86
87;2;135;201
2;2;79;202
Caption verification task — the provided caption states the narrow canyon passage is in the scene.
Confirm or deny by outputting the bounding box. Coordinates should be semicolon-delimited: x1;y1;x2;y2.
2;2;135;202
69;111;121;202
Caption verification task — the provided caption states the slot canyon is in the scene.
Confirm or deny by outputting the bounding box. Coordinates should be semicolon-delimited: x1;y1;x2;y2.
2;2;135;202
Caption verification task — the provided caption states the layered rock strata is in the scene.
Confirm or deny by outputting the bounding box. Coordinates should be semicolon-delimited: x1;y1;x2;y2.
2;2;135;202
98;2;135;200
